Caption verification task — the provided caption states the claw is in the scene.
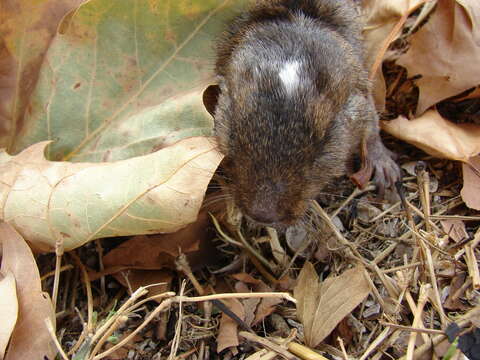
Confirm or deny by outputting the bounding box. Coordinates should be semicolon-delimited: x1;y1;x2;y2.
351;135;401;198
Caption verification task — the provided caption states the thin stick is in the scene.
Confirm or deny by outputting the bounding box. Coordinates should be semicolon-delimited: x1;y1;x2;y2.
337;337;349;360
416;165;432;232
359;327;391;360
287;342;329;360
239;331;296;360
93;292;296;360
406;284;430;360
41;264;74;281
52;238;64;311
331;185;375;218
465;244;480;289
382;262;422;274
45;318;70;360
70;253;94;333
168;281;186;360
312;200;367;264
381;322;444;335
420;238;448;326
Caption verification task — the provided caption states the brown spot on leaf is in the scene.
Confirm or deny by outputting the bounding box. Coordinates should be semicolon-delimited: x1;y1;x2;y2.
73;82;81;89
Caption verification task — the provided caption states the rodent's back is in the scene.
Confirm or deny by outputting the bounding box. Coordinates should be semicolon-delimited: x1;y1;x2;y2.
212;0;372;226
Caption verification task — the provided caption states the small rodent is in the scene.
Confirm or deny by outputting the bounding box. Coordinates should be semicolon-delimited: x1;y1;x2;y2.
203;0;401;227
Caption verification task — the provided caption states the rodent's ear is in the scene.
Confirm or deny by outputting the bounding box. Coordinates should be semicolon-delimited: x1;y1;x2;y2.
202;85;221;117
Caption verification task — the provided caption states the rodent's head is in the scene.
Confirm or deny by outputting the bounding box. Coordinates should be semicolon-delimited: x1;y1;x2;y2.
204;69;352;228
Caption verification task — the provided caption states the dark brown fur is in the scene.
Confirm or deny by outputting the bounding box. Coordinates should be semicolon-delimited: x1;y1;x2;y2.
206;0;400;227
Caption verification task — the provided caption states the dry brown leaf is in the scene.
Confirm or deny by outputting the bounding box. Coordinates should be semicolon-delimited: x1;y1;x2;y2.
362;0;427;110
0;138;222;252
461;156;480;210
251;282;282;326
0;223;55;360
381;110;480;161
441;219;468;243
231;273;262;285
444;272;470;311
0;271;17;358
294;262;370;348
397;0;480;114
97;209;219;280
217;298;245;353
234;281;260;327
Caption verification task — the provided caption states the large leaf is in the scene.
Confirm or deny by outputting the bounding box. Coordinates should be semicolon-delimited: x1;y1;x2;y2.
9;0;249;161
0;138;222;252
0;0;85;149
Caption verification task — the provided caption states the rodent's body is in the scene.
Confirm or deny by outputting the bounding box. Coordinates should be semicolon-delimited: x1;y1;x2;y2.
206;0;400;227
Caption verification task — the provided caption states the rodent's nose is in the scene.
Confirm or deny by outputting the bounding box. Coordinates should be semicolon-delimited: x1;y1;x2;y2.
247;204;286;225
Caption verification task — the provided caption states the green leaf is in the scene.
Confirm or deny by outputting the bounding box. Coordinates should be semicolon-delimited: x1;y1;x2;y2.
11;0;249;161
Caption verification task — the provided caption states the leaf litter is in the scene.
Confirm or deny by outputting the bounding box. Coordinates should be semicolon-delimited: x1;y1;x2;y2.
1;0;480;359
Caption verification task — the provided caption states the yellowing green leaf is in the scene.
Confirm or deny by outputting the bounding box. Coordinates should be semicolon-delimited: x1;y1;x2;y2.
1;138;222;251
9;0;249;161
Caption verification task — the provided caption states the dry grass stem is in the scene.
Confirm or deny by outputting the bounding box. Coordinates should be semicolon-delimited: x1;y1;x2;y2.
239;331;297;360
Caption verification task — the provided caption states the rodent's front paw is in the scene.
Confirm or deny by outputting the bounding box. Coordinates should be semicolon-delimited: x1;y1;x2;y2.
350;136;401;197
372;148;401;197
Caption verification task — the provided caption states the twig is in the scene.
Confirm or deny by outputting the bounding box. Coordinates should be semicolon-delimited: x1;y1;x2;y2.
52;237;64;311
382;262;422;274
70;252;94;333
45;318;70;360
415;163;432;232
93;291;296;360
359;327;390;360
239;331;298;360
465;243;480;289
168;281;186;360
287;341;329;360
399;305;480;360
41;264;74;281
337;337;349;360
381;322;444;335
406;284;430;360
311;200;367;264
237;229;277;274
420;237;448;326
331;185;375;218
94;240;107;304
89;287;150;358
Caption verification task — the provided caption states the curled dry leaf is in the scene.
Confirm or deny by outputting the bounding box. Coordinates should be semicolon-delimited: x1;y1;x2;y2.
461;156;480;210
361;0;427;110
0;223;55;360
381;110;480;162
0;271;17;358
397;0;480;114
294;262;370;348
0;138;222;252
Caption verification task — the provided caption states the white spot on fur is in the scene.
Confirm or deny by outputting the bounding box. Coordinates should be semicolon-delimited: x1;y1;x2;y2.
279;60;300;94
